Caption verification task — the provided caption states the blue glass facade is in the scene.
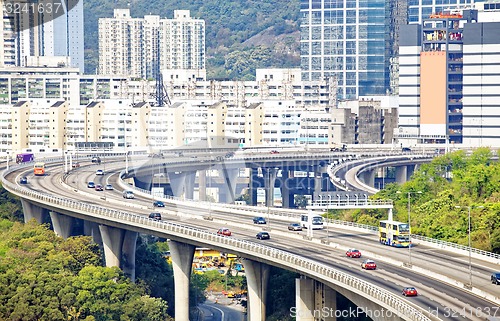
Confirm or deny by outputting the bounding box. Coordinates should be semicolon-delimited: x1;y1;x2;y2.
300;0;390;99
300;0;487;100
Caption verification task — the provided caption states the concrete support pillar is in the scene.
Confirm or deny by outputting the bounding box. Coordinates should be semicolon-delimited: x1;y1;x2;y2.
361;169;375;188
314;166;324;201
184;171;196;200
99;225;125;268
122;230;138;282
314;282;337;321
220;167;239;203
281;168;292;208
295;277;337;321
198;169;207;201
168;171;187;198
295;277;315;321
169;240;196;321
395;166;408;184
49;211;74;239
262;167;278;207
406;164;416;181
243;259;270;321
249;168;259;206
20;199;47;224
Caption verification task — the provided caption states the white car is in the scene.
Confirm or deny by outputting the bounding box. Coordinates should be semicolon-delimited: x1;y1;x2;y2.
96;169;104;175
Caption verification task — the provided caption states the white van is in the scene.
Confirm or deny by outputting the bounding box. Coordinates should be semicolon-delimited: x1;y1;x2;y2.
123;190;135;199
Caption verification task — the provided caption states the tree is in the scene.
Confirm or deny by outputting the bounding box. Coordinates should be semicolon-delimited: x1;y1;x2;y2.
0;220;172;320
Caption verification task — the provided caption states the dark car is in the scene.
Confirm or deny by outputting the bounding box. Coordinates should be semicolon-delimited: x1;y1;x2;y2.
153;200;165;207
87;181;95;188
402;147;412;152
20;176;28;184
346;249;362;258
253;217;267;224
95;184;103;191
149;212;162;221
256;232;270;240
288;223;302;231
491;272;500;285
91;156;101;164
402;287;418;297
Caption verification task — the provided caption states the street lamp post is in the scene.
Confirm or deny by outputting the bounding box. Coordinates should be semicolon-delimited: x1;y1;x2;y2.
6;151;9;170
455;205;483;289
397;190;422;267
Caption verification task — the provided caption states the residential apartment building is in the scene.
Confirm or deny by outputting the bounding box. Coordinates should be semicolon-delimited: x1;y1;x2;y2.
398;7;500;147
0;0;84;72
98;9;205;79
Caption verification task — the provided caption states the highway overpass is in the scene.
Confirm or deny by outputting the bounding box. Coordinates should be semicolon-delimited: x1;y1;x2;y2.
2;152;499;321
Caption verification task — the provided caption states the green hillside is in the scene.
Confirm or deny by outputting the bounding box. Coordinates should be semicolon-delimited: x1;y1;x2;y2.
83;0;301;79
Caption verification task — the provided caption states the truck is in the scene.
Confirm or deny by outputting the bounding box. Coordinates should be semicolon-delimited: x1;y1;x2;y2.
16;153;34;164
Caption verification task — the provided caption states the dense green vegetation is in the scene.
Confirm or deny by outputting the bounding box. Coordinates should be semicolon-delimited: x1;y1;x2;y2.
332;148;500;253
0;220;173;320
84;0;301;79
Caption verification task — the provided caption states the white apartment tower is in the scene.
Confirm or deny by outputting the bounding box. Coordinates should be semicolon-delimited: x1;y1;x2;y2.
99;9;205;79
0;0;84;72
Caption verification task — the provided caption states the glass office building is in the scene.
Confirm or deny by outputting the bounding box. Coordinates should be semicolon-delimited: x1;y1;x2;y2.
300;0;391;99
407;0;486;23
300;0;486;100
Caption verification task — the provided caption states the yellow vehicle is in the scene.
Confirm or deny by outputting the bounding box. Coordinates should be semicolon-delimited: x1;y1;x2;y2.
379;220;411;247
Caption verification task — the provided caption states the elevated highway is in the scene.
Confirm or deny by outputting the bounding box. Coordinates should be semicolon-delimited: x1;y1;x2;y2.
2;153;499;321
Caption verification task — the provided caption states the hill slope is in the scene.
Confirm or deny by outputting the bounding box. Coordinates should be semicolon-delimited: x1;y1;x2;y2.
83;0;301;79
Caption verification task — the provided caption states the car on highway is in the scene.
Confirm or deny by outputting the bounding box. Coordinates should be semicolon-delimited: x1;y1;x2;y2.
153;200;165;207
72;162;80;168
96;169;104;175
19;176;28;184
346;249;362;258
217;228;232;236
149;212;162;221
95;184;103;191
123;190;135;199
253;217;267;224
87;181;95;188
287;223;302;231
105;184;113;190
270;150;279;154
491;272;500;285
256;231;270;240
91;156;101;164
361;259;377;270
402;287;418;297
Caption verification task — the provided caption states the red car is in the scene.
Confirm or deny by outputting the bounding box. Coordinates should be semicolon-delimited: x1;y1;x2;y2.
217;228;231;236
361;259;377;270
402;287;418;297
346;249;362;258
95;184;103;191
